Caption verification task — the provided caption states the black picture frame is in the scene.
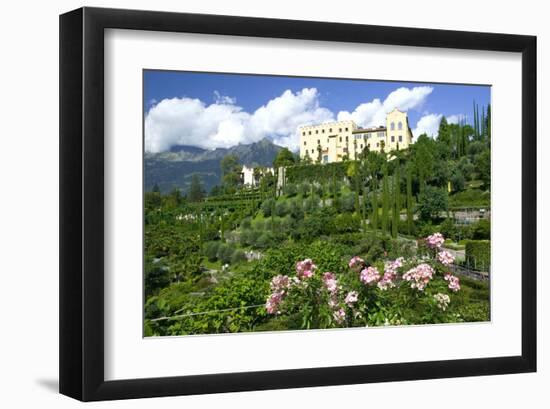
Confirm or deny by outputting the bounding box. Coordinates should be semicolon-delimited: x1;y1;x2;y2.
59;7;537;401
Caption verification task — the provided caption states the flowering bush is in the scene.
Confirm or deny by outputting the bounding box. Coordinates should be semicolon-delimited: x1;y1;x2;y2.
426;232;445;249
265;233;464;328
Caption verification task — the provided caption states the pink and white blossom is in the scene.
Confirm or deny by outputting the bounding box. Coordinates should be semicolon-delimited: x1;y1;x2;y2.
322;272;338;294
270;275;291;293
360;266;381;285
344;291;359;307
402;263;434;291
377;273;396;290
437;250;455;266
296;258;317;279
328;293;339;309
426;233;445;249
444;273;461;292
265;292;283;314
333;308;346;324
378;257;403;290
348;256;365;270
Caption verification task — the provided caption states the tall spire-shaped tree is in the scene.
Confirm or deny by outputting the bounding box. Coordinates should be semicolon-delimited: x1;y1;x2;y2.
371;179;379;230
473;101;478;139
381;164;390;234
392;163;400;238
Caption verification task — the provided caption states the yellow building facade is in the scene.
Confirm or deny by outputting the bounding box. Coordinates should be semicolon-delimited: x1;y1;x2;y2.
298;108;413;163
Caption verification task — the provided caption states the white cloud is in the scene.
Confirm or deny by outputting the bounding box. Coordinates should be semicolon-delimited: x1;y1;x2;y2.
336;86;433;127
213;91;236;105
144;88;333;152
447;114;466;124
413;113;442;139
412;113;466;140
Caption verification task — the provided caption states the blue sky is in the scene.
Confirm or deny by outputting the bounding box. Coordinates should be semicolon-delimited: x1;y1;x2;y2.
144;70;490;153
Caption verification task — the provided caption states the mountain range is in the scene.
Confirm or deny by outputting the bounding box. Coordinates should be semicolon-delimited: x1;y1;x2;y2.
144;138;284;194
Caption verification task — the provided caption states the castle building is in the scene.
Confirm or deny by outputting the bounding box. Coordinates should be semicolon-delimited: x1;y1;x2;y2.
298;108;414;163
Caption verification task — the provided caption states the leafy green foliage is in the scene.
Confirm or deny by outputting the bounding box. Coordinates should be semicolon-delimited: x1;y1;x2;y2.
465;240;491;270
417;186;448;221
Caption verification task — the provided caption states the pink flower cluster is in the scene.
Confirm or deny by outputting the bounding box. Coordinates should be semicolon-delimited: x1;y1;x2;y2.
322;272;338;294
344;291;358;307
360;266;381;285
444;273;461;292
296;258;316;279
266;274;293;314
323;271;345;319
377;258;401;290
265;292;283;314
402;263;434;291
426;233;445;249
437;250;455;266
348;256;365;270
270;274;291;292
333;308;346;324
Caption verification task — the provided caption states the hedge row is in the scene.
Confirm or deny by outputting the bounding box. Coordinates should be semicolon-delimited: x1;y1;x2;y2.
286;162;347;183
465;240;490;271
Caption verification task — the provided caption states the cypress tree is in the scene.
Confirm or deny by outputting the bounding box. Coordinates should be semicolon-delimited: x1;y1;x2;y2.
481;107;487;138
473;101;477;139
406;164;414;235
381;164;389;234
354;163;360;215
392;164;400;238
362;186;368;230
371;179;378;230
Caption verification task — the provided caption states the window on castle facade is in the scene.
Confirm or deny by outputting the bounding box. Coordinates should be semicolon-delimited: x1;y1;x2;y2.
390;122;395;131
398;121;403;130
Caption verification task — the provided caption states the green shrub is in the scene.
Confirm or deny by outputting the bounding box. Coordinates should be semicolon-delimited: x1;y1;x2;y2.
303;195;319;213
241;217;252;230
261;198;275;217
231;249;247;264
288;199;304;221
275;200;289;217
465;240;490;270
298;182;311;197
204;241;221;262
449;188;490;207
217;243;235;264
338;192;356;213
334;213;361;233
255;232;275;249
144;258;171;296
283;183;297;197
471;219;490;240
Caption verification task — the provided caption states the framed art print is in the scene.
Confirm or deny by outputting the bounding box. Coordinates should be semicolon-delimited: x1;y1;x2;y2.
59;7;537;401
